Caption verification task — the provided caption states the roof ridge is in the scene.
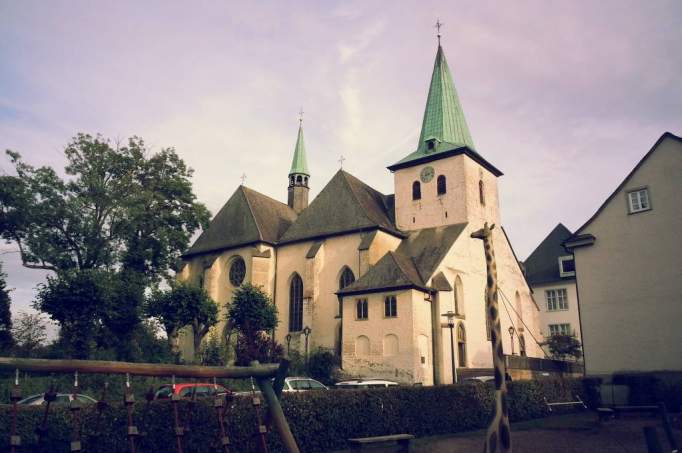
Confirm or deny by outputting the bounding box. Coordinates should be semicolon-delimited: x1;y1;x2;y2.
339;170;379;225
241;185;295;211
574;131;681;235
240;186;264;241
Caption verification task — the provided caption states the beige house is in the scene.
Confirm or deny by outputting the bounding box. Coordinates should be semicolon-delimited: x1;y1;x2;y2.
523;224;582;355
565;132;682;377
178;42;542;385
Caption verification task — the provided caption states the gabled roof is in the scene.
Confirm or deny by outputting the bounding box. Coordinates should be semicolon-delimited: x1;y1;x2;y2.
569;132;682;241
524;223;574;286
183;186;297;258
337;251;428;296
279;170;401;244
289;124;309;176
337;223;467;296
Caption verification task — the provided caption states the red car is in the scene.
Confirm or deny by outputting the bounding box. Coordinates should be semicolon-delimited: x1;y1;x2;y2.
154;383;231;400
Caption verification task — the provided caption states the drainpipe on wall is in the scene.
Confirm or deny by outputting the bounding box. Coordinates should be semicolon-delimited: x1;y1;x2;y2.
431;290;443;385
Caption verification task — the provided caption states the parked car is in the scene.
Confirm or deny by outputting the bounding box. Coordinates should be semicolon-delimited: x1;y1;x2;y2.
154;383;231;400
281;377;328;392
461;376;495;383
334;379;399;389
18;393;97;406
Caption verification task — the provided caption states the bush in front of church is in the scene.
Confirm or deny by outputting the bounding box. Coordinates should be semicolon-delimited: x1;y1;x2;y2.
0;378;589;452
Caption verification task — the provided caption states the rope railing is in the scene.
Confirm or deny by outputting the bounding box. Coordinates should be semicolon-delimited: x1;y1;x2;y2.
0;356;299;453
0;357;280;379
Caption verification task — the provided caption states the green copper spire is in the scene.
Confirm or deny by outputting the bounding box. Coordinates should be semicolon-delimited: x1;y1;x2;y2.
289;122;309;176
417;44;475;152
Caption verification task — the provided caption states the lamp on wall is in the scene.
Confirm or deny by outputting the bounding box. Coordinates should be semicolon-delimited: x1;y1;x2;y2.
508;326;516;356
441;311;458;384
302;326;312;368
285;334;292;355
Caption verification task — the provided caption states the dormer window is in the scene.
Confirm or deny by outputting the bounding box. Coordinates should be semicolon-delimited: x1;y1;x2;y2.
427;139;435;151
558;255;575;277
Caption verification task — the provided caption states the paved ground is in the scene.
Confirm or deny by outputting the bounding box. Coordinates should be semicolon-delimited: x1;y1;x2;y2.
337;412;681;453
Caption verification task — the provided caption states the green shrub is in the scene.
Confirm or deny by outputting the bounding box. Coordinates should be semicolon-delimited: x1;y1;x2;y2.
306;349;337;385
0;378;586;452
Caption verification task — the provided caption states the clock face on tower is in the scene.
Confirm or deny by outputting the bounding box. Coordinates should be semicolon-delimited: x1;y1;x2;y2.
420;166;435;183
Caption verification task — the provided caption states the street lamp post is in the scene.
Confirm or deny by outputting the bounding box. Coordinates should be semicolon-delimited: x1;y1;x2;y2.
302;326;312;368
441;311;458;384
285;334;292;355
508;326;516;355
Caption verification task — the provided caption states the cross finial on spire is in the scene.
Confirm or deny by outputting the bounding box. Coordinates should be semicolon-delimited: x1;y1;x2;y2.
298;107;304;125
435;19;443;44
338;155;346;169
240;173;247;185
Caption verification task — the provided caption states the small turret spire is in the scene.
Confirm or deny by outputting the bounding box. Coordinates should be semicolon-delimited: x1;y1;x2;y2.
288;112;310;213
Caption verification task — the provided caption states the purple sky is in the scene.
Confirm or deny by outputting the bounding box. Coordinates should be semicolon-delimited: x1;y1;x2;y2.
2;0;681;321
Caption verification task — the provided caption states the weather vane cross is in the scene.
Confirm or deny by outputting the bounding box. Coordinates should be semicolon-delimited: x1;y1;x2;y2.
240;173;247;185
298;107;304;125
435;19;443;44
338;155;346;169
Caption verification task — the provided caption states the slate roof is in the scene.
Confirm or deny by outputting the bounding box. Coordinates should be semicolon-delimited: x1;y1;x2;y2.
523;223;574;286
337;251;428;296
279;170;400;243
183;186;297;258
338;223;467;296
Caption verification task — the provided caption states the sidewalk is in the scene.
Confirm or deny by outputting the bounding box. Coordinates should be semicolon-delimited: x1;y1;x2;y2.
335;412;680;452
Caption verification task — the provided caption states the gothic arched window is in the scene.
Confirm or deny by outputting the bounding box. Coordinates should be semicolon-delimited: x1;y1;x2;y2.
437;175;446;195
479;180;486;206
289;273;303;332
338;267;355;316
457;323;467;367
412;181;421;200
454;275;464;316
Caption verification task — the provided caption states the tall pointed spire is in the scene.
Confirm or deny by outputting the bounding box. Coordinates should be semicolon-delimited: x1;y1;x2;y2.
287;111;310;213
289;112;309;176
289;124;309;175
416;42;475;152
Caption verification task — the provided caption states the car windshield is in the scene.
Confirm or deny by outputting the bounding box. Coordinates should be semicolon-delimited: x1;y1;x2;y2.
19;395;43;405
155;387;173;399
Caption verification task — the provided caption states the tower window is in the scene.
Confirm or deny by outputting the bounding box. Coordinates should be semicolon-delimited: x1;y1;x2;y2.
479;180;486;206
412;181;421;200
437;175;446;195
296;175;302;184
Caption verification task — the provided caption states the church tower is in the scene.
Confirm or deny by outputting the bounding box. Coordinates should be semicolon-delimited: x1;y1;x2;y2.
287;118;310;213
388;39;503;231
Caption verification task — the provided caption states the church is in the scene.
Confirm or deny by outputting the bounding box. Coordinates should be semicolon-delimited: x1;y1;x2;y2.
178;41;542;385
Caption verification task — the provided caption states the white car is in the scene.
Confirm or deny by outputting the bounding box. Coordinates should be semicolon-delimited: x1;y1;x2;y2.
281;377;328;392
335;379;399;389
18;393;98;406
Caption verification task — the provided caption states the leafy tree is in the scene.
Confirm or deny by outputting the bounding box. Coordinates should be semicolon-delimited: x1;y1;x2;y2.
0;263;12;352
0;134;210;358
12;311;47;357
145;282;218;358
543;333;583;361
35;269;114;359
227;283;280;365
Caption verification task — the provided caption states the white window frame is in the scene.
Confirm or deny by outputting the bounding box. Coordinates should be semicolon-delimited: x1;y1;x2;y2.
548;323;571;336
627;188;651;214
545;288;569;311
558;255;576;278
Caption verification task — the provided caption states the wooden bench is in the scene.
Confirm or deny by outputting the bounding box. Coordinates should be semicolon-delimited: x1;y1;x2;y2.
613;405;660;418
348;434;415;452
544;395;587;412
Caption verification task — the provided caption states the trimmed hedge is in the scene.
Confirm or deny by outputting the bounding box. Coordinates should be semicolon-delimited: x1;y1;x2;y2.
0;379;588;452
